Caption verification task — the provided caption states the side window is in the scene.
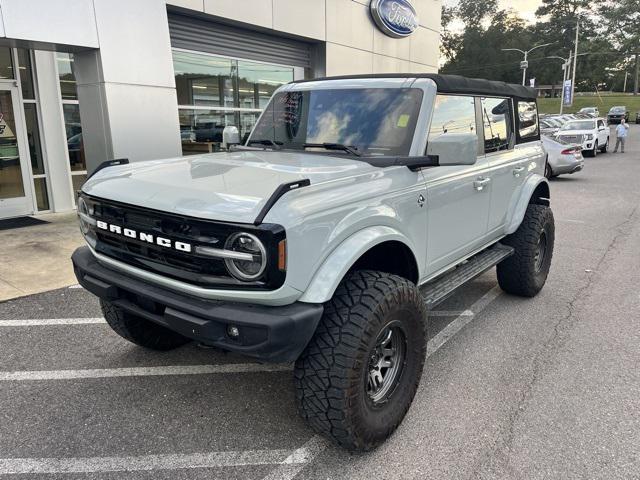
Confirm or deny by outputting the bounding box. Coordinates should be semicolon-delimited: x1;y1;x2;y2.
428;94;477;142
597;120;604;129
481;97;512;153
518;101;539;139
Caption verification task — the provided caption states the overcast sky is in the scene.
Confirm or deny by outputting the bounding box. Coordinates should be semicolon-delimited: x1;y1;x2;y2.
443;0;543;24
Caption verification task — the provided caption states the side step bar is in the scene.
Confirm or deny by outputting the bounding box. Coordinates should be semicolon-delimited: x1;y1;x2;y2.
421;243;514;309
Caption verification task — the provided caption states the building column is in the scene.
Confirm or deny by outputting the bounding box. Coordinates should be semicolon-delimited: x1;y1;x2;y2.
73;0;182;174
33;50;75;212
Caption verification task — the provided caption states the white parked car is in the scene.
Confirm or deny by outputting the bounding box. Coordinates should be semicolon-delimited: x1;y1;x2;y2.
555;117;609;157
541;135;584;178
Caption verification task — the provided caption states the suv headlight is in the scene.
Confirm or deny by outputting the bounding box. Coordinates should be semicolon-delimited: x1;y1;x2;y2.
223;232;267;281
585;134;594;140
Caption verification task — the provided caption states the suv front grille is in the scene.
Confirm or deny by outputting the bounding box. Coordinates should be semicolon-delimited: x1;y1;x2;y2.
557;134;584;144
81;195;286;290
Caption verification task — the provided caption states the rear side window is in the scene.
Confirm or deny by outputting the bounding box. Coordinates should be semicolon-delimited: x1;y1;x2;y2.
481;97;512;153
518;101;539;140
428;94;477;141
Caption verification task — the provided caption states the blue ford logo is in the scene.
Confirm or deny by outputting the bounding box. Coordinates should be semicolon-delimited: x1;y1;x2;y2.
370;0;419;38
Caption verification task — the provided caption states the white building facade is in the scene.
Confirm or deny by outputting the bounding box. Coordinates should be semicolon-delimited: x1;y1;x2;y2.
0;0;441;220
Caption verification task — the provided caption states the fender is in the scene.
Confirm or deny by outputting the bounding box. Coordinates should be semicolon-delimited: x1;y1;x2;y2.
506;174;550;235
298;226;416;304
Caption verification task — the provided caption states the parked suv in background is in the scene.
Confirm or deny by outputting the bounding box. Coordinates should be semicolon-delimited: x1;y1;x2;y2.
556;117;609;156
607;106;629;124
72;74;554;451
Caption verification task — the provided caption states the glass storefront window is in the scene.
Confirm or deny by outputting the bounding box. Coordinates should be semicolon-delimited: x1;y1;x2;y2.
63;104;85;171
33;177;49;211
174;51;235;108
237;60;293;109
0;48;14;80
17;49;35;100
172;49;296;155
57;53;78;100
23;104;44;175
179;109;237;154
0;90;25;200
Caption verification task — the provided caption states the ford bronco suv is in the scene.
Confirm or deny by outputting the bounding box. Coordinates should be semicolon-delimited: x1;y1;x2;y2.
72;74;554;451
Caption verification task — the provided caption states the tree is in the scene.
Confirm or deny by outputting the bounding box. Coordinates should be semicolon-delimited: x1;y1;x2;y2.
601;0;640;94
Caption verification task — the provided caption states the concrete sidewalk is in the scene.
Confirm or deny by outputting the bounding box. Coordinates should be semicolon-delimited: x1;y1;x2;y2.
0;213;83;302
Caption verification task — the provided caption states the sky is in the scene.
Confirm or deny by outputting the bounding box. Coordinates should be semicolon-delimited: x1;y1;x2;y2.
443;0;543;25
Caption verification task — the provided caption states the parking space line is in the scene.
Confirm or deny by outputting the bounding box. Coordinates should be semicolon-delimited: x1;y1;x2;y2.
0;363;291;381
0;318;105;326
0;448;306;475
429;309;474;317
262;435;328;480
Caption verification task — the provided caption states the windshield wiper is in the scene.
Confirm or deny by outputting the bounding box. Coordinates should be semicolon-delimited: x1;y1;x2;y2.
303;143;361;157
246;139;283;149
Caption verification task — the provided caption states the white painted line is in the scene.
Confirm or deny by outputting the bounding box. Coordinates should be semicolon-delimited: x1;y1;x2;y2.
0;363;291;382
261;435;328;480
427;285;502;356
0;448;304;475
557;218;586;224
429;309;474;318
263;285;503;480
68;284;84;289
0;318;105;327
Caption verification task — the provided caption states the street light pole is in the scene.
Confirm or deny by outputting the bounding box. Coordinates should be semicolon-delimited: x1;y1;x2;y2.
502;42;555;86
570;17;580;106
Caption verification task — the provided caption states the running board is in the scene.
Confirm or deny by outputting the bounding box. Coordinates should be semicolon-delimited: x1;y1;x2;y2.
421;244;514;309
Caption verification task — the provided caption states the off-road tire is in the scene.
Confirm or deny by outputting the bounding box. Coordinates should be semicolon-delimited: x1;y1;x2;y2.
589;141;598;157
497;204;554;297
100;300;190;350
294;270;427;451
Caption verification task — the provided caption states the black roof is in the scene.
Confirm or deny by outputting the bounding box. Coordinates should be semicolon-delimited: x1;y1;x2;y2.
292;73;537;100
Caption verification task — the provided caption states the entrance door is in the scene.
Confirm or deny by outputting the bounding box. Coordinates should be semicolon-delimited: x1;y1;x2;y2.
0;83;32;219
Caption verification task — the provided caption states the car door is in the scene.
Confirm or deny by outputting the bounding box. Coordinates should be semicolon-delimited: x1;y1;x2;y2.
423;94;491;277
485;98;533;235
596;119;608;146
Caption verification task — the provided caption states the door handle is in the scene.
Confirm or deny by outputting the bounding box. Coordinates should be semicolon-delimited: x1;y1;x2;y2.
513;166;526;177
473;177;491;191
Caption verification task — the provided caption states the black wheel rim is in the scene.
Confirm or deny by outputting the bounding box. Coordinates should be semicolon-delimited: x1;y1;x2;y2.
366;321;406;404
534;231;548;273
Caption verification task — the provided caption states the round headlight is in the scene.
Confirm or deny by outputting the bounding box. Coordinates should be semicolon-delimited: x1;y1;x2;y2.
77;197;91;235
224;232;267;281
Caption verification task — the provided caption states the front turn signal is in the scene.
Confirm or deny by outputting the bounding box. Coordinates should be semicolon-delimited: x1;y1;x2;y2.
278;239;287;271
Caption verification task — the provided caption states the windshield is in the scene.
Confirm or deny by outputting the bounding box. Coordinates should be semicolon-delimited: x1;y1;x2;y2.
609;106;625;113
248;88;423;156
561;120;595;131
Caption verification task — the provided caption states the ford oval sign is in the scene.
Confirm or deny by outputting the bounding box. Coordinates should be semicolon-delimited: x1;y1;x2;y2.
370;0;419;38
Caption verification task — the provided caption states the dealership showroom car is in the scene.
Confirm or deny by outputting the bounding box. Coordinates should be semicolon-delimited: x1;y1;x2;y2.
555;117;610;156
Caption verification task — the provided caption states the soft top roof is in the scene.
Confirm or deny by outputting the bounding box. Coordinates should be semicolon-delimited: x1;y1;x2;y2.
292;73;537;101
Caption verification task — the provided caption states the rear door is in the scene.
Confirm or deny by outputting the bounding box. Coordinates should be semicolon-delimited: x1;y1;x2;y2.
424;94;491;276
485;98;538;235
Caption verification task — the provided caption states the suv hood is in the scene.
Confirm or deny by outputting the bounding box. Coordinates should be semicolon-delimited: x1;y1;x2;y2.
82;150;378;224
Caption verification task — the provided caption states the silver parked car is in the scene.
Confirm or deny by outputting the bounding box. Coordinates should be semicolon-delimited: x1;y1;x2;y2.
542;135;584;178
578;107;599;118
72;74;553;451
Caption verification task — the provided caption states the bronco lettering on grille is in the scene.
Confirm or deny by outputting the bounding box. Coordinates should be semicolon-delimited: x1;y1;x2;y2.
96;220;192;252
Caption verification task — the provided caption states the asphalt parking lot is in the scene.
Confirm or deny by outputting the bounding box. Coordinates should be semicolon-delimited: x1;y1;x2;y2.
1;125;639;479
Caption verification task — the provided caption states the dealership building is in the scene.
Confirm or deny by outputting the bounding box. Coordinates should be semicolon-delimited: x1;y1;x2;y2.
0;0;441;220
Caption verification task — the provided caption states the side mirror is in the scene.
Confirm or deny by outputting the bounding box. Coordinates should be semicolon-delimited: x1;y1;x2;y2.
427;133;478;166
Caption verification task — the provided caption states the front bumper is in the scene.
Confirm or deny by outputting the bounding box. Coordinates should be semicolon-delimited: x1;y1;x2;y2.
72;247;323;363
